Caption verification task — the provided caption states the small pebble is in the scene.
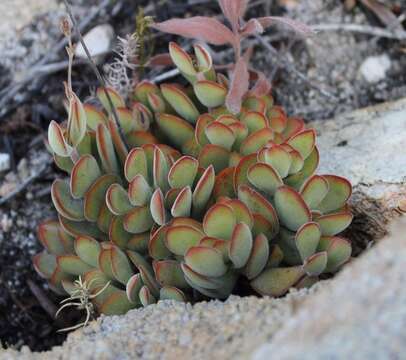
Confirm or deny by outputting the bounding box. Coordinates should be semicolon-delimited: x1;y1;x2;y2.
359;55;391;83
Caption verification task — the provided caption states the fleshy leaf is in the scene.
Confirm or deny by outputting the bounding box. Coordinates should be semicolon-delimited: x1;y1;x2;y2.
168;156;199;189
156;113;195;149
274;186;311;231
229;222;253;268
263;146;292;178
128;175;152;206
316;212;353;236
150;188;167;226
125;147;148;183
106;183;133;216
205;121;235;151
194;80;227;108
84;174;120;222
67;92;87;147
300;175;329;209
203;203;236;240
303;251;328;276
160;286;186;302
110;246;134;285
317;175;352;214
287;129;316;160
240;128;274;156
153;260;188;289
198;144;230;173
48;121;72;157
251;266;304;296
74;235;101;267
185;246;227;277
70;155;101;199
96;123;119;174
96;87;125;113
161;84;200;124
51;179;84;221
57;255;92;276
126;273;143;303
247;162;283;195
123;206;154;234
244;233;269;279
166;225;204;256
295;222;321;262
171;186;192;217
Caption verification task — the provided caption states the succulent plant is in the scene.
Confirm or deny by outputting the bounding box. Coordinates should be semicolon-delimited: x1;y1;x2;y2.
34;0;353;319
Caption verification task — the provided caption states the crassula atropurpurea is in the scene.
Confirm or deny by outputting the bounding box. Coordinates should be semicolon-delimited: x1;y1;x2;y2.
34;0;353;321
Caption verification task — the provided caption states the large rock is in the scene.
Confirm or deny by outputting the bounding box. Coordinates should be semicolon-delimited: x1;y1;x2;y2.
2;99;405;359
253;218;406;360
314;98;406;251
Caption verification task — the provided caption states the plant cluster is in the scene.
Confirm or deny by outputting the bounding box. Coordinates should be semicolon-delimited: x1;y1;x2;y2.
34;0;352;318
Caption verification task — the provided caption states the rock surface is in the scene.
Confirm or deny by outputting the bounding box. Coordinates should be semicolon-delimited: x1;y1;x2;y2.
2;98;405;360
253;218;406;360
313;97;406;250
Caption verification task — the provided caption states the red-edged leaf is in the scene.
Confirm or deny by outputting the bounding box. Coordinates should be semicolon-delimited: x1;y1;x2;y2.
225;58;250;115
257;16;314;36
152;17;236;46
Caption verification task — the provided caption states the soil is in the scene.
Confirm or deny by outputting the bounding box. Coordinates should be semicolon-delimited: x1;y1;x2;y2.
0;0;405;352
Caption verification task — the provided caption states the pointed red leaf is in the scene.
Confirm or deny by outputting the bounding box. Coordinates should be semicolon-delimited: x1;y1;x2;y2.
152;17;236;46
226;58;250;114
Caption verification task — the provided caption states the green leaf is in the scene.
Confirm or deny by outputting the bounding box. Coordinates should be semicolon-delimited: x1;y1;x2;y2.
109;216;132;248
150;189;167;226
51;179;84;221
156;113;195;148
57;255;92;276
205;121;235;150
84;174;120;222
247;162;283;195
149;225;172;260
263;145;292;178
48;121;72;157
288;150;304;175
110;246;134;285
244;233;269;280
171;186;192;217
153;260;188;289
153;146;170;193
229;222;253;268
97;87;125;113
67;92;87;147
317;175;352;214
134;80;161;105
139;285;156;307
233;153;257;193
165;225;204;256
74;235;101;267
224;199;253;229
169;42;196;76
198;144;230;173
37;220;73;255
194;80;227;107
192;165;215;217
324;237;351;272
300;175;329;209
303;252;327;276
203;203;236;240
159;286;186;302
295;222;321;262
128;175;152;206
238;185;279;238
106;183;133;216
168;156;199;188
287;129;315;159
274;186;311;231
240;128;274;156
96;123;119;174
316;212;353;236
126;273;143;304
195;114;215;146
33;251;57;279
267;106;287;133
161;84;200;124
59;215;106;240
124;147;148;183
282;117;305;139
100;290;135;315
240;111;268;134
185;246;227;277
123;205;154;234
285;147;319;190
84;104;107;131
251;266;304;296
70;155;101;199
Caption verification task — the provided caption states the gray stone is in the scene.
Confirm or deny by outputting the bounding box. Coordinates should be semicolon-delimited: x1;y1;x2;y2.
359;55;391;83
75;24;114;61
